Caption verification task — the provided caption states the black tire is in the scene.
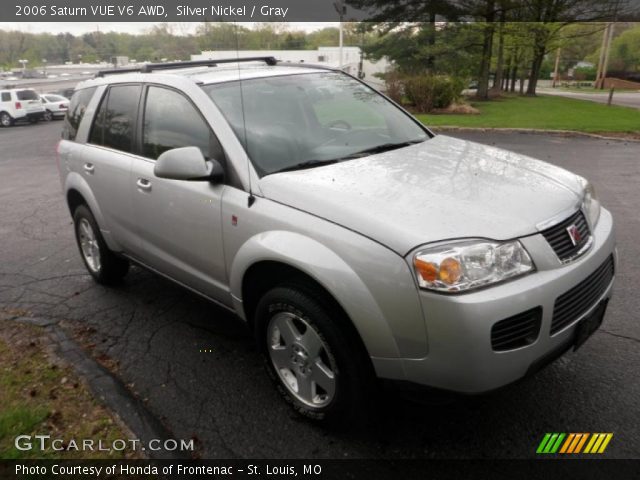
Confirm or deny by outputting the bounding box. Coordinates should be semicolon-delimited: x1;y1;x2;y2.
0;112;13;127
28;117;39;124
73;205;129;285
255;284;375;425
44;110;53;122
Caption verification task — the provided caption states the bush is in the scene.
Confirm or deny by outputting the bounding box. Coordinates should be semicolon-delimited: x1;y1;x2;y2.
401;74;464;112
573;66;596;81
378;71;404;104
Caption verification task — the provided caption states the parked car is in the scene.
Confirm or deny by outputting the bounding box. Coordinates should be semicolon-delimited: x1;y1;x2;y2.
40;94;69;121
55;88;75;99
0;88;46;126
57;58;616;423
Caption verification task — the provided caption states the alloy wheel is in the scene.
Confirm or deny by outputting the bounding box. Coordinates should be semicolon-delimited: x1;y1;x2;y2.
267;312;336;408
78;218;101;273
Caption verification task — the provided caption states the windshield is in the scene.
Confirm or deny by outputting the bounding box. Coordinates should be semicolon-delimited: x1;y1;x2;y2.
203;72;429;176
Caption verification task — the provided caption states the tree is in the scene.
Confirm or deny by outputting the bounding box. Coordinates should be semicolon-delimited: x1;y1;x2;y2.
347;0;463;73
363;22;483;78
516;0;622;95
603;24;640;72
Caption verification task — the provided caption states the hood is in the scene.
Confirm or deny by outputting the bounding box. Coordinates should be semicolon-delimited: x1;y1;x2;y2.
259;135;584;255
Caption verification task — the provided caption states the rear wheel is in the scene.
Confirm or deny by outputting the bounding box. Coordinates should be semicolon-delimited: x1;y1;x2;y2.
0;112;13;127
255;284;374;424
73;205;129;285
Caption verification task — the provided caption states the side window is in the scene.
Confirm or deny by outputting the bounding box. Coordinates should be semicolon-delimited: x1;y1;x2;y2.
2;92;12;102
89;85;141;153
142;86;224;162
62;87;97;141
89;90;108;146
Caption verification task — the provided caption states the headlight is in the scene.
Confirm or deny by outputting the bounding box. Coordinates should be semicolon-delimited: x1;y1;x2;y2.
413;240;534;293
581;179;601;227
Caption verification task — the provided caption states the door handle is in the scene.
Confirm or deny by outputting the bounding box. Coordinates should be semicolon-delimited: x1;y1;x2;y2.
136;178;152;191
83;163;94;174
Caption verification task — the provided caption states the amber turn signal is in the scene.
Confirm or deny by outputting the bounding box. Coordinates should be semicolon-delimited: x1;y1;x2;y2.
415;258;438;282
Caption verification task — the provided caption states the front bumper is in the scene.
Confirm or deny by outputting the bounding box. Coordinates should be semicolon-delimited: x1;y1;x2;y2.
375;208;616;394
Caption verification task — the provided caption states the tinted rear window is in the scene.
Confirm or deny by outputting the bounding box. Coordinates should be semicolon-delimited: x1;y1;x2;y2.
62;87;97;141
89;85;141;153
1;92;10;102
17;90;39;100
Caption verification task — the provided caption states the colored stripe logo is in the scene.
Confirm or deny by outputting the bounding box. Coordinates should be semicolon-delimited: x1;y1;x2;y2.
537;433;613;454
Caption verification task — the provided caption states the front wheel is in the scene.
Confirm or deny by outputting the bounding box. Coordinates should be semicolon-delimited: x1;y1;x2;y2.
44;110;53;122
255;285;374;424
73;205;129;285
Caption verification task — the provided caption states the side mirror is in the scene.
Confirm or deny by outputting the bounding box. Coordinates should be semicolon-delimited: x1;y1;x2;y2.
154;146;224;183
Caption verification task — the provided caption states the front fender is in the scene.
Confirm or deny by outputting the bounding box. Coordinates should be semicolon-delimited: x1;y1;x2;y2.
64;172;120;251
229;231;401;359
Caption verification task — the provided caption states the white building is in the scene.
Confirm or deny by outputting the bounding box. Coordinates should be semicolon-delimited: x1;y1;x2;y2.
191;47;390;90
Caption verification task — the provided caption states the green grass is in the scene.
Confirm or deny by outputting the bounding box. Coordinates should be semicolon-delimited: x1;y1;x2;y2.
418;94;640;133
0;407;49;459
0;324;131;460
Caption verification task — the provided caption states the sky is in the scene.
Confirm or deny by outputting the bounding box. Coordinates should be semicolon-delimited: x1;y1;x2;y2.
0;22;338;36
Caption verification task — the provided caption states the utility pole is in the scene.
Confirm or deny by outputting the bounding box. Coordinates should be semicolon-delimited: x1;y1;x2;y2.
600;22;615;90
333;1;346;69
594;23;608;88
552;48;561;88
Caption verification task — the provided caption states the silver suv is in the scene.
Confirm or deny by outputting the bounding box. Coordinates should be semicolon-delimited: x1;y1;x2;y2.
57;58;616;422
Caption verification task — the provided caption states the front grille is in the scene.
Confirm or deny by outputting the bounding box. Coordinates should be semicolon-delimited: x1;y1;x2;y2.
541;210;591;261
491;308;542;351
551;255;615;335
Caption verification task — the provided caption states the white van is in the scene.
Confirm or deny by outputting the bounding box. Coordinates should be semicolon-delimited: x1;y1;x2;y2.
0;88;46;126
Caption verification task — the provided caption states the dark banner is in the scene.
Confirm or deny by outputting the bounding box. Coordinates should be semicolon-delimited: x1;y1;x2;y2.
2;459;640;480
4;0;640;22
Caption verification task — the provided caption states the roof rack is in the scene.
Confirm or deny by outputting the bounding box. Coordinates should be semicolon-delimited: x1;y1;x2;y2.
95;67;142;77
96;56;278;77
276;61;338;72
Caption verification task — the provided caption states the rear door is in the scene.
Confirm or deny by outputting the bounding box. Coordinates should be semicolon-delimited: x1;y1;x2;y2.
81;84;142;252
129;84;229;304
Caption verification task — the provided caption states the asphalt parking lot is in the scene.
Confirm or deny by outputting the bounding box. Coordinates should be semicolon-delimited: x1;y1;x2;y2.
1;121;639;459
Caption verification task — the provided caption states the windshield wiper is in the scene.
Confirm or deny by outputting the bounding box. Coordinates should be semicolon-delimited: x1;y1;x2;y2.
269;139;427;175
340;139;427;160
271;159;339;174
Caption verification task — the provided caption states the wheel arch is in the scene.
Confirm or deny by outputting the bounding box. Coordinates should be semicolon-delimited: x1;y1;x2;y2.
64;172;121;251
229;231;401;359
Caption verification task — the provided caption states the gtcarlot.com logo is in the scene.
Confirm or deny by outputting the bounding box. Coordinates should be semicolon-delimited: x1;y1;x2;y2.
536;433;613;455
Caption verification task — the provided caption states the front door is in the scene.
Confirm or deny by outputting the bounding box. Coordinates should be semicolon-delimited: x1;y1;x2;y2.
130;85;229;305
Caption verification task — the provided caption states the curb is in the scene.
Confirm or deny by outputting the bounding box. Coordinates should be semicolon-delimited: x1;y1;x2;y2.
430;126;640;143
13;316;192;461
